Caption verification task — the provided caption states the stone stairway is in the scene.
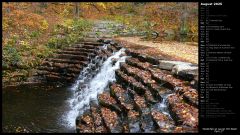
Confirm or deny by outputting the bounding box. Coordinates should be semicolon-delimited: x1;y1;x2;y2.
32;41;110;84
84;20;141;41
75;40;199;133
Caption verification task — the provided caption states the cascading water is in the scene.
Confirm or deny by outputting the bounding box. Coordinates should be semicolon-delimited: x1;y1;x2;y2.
157;93;174;118
65;45;128;128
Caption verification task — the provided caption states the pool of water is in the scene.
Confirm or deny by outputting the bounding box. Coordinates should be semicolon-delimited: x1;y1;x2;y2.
2;85;75;133
2;45;127;133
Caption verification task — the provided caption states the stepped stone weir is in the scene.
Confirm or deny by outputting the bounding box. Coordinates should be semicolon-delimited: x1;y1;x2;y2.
31;41;108;85
28;21;198;133
70;39;198;133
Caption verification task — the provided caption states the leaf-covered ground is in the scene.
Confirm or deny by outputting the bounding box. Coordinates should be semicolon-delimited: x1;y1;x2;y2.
116;37;198;64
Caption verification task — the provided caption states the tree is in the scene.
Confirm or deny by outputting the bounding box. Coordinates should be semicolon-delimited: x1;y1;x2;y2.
74;2;80;18
179;3;189;35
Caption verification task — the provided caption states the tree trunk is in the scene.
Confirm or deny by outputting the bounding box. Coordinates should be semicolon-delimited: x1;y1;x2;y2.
74;2;80;18
180;3;189;35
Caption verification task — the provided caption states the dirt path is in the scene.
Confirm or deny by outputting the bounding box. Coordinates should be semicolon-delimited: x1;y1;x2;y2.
115;37;198;64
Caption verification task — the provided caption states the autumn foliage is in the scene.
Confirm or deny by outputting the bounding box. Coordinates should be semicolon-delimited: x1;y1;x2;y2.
2;2;198;86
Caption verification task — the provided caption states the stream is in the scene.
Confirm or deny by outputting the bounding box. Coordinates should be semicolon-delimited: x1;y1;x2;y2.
2;44;127;133
2;85;74;133
2;44;174;133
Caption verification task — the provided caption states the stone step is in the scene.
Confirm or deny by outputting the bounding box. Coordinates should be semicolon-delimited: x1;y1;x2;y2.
100;49;112;58
41;61;82;69
149;68;198;107
100;107;123;133
126;57;152;70
80;42;103;46
132;92;149;115
176;87;198;108
151;110;175;133
76;111;95;133
45;58;88;65
98;92;122;113
119;63;161;102
80;38;99;42
127;110;141;133
63;48;96;53
38;66;81;74
107;45;117;53
125;49;162;65
37;70;78;78
115;69;146;95
126;57;181;94
74;44;99;50
120;63;153;85
140;112;155;133
110;83;134;112
144;89;158;105
37;70;61;77
149;68;183;90
125;58;198;107
90;101;108;133
167;94;198;129
44;74;74;82
54;54;89;61
56;50;94;57
124;87;155;132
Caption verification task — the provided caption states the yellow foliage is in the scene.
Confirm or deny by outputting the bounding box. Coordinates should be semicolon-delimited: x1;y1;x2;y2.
40;20;49;30
97;3;107;10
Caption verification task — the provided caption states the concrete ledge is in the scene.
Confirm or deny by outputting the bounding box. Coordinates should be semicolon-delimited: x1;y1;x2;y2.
158;60;198;81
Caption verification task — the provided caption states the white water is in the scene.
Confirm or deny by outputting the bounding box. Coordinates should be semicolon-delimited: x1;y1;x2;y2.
65;46;127;127
157;93;174;119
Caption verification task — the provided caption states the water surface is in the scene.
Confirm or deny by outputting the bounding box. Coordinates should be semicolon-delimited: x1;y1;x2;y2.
2;85;75;133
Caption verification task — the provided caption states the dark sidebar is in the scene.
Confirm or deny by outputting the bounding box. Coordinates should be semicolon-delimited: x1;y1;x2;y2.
199;1;239;134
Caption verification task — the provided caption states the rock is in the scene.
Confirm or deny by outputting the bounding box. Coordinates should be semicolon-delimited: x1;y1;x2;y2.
133;94;149;114
114;44;122;50
77;124;94;133
125;49;139;58
110;41;117;45
98;92;121;113
126;57;151;70
111;58;118;66
144;89;158;104
101;107;123;133
140;112;155;132
159;60;191;71
147;83;163;100
151;110;175;133
182;88;198;107
90;101;107;133
172;64;198;81
167;94;198;128
149;68;178;90
103;39;113;44
76;112;95;133
127;110;141;133
110;83;134;112
97;38;104;42
190;76;198;89
107;45;117;53
138;55;160;65
151;31;159;38
115;69;146;95
120;63;154;85
83;38;100;42
164;29;175;40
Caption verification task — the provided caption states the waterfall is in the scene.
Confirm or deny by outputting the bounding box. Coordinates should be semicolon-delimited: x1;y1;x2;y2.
65;46;127;127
